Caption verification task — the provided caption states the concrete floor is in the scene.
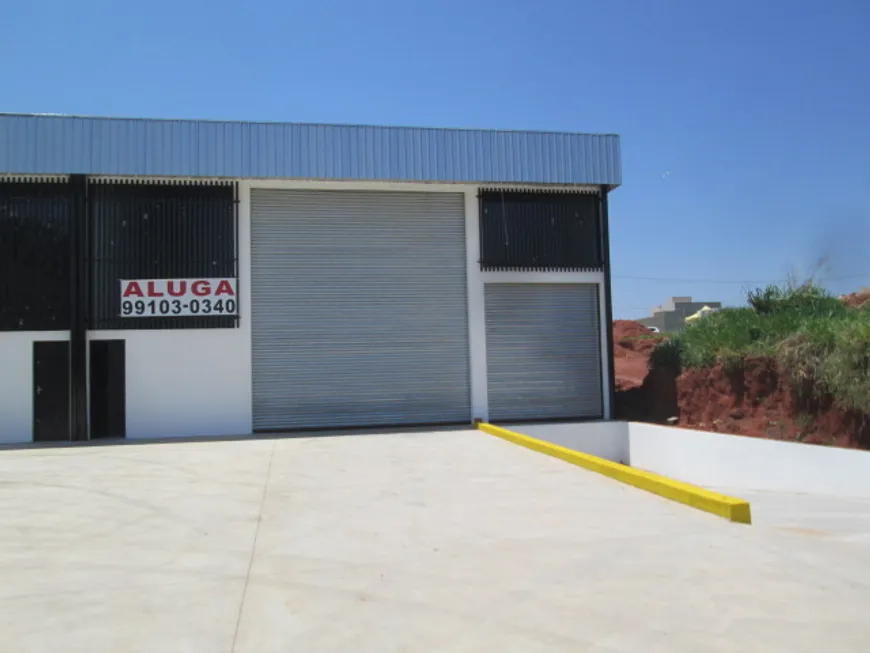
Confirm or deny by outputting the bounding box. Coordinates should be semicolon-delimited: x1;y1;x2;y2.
715;487;870;543
2;430;870;652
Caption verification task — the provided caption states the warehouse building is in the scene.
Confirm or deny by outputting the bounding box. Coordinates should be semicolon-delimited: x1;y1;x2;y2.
638;296;724;332
0;113;621;443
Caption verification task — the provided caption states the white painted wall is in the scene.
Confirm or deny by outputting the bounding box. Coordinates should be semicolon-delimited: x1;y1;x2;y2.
1;179;613;442
85;183;253;440
508;421;629;463
464;190;489;422
245;179;611;424
629;422;870;498
243;180;611;425
0;185;253;443
88;329;251;439
0;331;69;444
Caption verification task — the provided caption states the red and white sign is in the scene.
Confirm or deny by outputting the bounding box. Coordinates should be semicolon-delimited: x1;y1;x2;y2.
119;278;238;317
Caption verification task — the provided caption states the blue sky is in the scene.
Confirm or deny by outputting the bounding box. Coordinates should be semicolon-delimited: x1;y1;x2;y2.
2;0;868;318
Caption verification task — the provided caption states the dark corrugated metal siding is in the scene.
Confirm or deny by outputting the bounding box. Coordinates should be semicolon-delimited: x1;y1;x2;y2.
479;190;603;271
89;181;238;330
0;114;622;186
0;180;71;331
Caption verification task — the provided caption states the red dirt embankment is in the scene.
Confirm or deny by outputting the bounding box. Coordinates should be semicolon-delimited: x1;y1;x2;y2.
612;321;678;423
612;321;870;449
841;289;870;308
612;320;660;391
677;358;870;449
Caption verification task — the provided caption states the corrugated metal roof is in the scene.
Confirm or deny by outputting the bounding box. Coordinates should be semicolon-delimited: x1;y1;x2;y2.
0;114;620;187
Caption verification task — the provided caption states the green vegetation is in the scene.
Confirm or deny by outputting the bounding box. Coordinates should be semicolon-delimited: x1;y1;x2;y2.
795;412;815;441
650;282;870;413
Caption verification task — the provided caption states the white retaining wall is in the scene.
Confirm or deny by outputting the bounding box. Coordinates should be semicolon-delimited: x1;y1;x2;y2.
504;421;870;499
629;422;870;498
507;421;629;464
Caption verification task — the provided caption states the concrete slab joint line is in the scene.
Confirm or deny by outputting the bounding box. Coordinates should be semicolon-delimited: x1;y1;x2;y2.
477;423;752;524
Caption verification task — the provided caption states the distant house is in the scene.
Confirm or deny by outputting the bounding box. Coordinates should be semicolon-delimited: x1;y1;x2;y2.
638;296;723;332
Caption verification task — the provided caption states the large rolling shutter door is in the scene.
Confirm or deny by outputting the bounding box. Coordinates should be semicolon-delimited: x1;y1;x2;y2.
251;189;470;430
485;283;603;421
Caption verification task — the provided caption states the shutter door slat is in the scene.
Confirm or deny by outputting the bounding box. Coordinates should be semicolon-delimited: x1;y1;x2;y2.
251;189;470;430
484;283;603;421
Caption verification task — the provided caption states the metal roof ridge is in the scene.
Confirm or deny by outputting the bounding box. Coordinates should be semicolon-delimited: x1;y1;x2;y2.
0;112;619;138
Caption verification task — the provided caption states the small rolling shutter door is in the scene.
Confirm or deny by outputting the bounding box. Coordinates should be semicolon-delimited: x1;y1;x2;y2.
251;189;470;430
485;283;602;421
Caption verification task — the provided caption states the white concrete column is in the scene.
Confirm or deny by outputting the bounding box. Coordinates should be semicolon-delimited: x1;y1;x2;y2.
464;189;489;422
238;180;255;434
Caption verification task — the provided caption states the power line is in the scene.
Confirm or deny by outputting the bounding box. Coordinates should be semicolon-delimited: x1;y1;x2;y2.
612;273;869;284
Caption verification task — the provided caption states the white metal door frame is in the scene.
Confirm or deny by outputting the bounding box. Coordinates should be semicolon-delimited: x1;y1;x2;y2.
237;178;612;432
250;187;470;430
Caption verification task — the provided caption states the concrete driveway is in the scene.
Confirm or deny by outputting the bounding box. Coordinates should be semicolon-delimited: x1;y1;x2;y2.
2;430;870;652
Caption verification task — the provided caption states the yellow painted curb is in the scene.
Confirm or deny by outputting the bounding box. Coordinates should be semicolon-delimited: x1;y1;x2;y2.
478;423;752;525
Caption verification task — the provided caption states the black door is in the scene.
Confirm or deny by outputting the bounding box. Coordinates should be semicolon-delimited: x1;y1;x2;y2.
33;341;70;442
90;340;126;439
